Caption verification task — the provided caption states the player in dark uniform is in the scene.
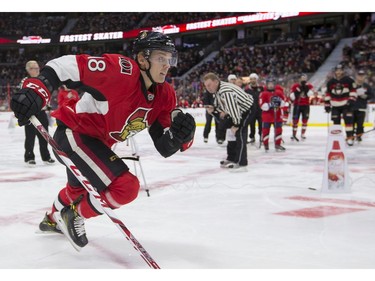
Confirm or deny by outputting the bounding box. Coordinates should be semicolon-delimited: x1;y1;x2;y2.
10;31;196;249
244;73;263;144
324;64;357;146
352;70;373;141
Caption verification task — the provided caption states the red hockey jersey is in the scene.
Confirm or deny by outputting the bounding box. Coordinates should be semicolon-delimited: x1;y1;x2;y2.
44;54;176;147
290;82;313;106
259;87;286;123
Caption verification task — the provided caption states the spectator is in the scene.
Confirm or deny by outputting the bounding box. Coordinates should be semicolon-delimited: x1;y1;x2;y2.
310;91;323;105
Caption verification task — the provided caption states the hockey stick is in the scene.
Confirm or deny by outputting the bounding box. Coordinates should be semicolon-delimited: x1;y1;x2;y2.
273;107;278;146
29;115;160;269
362;128;375;135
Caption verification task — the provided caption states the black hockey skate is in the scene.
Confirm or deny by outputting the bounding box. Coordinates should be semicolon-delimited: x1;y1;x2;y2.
346;137;354;146
290;135;299;142
53;195;88;251
264;144;269;152
275;145;286;152
220;160;234;168
39;212;62;234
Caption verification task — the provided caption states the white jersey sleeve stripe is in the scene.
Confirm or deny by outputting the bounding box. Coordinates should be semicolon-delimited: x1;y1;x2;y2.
75;92;109;115
46;55;80;82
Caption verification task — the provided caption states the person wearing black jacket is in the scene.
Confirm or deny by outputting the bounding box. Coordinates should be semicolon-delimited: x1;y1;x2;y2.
353;70;373;141
244;73;263;144
18;60;55;166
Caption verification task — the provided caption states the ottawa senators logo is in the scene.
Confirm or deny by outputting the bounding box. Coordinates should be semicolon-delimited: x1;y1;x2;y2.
333;83;343;95
110;108;151;142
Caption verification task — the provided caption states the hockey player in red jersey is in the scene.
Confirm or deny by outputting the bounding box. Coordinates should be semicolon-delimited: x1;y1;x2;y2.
259;78;286;152
10;31;196;249
290;73;314;141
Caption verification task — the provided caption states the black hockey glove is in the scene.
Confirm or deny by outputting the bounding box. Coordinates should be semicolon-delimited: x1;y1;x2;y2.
170;109;196;151
10;88;43;126
270;96;281;109
346;99;355;111
294;87;301;97
324;106;331;113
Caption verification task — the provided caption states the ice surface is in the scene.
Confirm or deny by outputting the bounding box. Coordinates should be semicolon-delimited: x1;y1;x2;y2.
0;116;374;280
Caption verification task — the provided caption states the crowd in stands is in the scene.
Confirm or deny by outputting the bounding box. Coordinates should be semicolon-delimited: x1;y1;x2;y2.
144;12;235;28
1;12;374;111
70;13;146;34
0;13;66;37
172;38;336;107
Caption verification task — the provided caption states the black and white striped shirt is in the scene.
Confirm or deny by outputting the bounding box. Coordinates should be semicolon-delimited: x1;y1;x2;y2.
214;81;254;125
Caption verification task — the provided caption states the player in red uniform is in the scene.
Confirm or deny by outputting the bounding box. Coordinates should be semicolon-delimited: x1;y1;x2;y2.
290;73;314;141
259;78;286;152
10;31;196;249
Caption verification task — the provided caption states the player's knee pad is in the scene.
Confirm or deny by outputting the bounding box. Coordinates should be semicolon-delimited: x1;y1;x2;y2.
60;183;87;205
102;171;140;208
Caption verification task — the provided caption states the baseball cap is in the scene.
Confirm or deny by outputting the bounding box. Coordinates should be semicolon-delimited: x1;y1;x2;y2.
227;74;237;81
358;69;366;75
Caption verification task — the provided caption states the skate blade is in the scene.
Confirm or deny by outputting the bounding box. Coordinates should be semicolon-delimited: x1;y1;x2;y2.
35;230;63;235
53;212;83;252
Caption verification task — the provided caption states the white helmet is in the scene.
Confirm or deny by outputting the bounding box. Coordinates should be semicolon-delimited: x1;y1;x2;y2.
249;73;259;80
227;74;237;81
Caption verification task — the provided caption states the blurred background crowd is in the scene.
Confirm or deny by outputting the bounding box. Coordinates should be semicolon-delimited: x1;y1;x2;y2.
0;12;374;111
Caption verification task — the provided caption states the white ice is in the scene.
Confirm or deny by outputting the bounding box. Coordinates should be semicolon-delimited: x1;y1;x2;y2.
1;113;375;280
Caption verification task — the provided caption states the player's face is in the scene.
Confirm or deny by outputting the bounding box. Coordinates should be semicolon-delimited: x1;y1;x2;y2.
203;79;218;94
356;74;365;82
266;82;275;90
249;77;257;85
335;68;344;78
28;63;40;77
148;50;176;83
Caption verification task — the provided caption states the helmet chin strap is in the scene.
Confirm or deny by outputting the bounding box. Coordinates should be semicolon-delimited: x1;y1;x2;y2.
145;61;157;86
136;56;157;86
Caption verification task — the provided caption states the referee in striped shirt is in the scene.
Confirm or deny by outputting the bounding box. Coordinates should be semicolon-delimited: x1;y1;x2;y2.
203;72;254;171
